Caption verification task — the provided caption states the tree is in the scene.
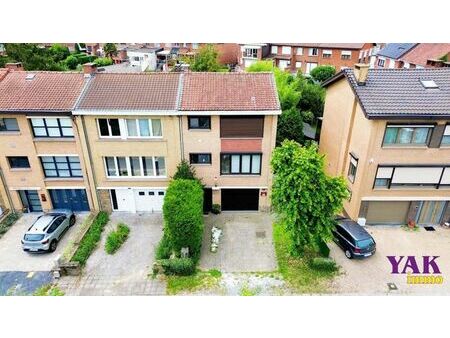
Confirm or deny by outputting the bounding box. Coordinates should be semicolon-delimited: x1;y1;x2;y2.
173;160;198;181
276;108;304;145
190;44;226;72
48;44;70;62
246;60;274;72
64;55;79;70
296;81;325;119
103;43;117;58
309;65;336;83
271;141;349;255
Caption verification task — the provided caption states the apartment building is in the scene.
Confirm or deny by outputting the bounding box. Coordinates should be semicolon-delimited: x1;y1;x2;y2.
320;65;450;226
0;63;280;214
238;44;271;69
373;43;417;69
0;66;94;213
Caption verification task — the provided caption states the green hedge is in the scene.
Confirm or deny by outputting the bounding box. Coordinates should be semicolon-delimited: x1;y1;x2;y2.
163;179;204;261
105;223;130;254
159;258;196;276
317;239;330;257
155;234;172;260
94;57;113;67
0;212;20;238
72;211;109;266
310;257;337;272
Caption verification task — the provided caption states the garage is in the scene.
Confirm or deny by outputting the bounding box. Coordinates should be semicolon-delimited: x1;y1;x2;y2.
365;201;410;225
110;188;165;212
221;189;259;211
49;189;90;211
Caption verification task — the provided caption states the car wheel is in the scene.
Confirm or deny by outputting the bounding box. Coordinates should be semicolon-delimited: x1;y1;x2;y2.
69;215;76;227
345;249;353;259
49;240;58;252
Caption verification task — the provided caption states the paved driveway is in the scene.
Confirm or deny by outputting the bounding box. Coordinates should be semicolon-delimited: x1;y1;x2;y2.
0;212;89;272
199;212;277;272
58;212;166;295
329;226;450;295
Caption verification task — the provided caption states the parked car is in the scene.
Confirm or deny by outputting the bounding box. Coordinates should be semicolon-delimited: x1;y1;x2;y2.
21;210;76;253
332;218;376;259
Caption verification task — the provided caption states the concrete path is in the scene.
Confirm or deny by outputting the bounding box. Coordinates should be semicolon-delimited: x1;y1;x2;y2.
58;212;166;296
199;212;277;272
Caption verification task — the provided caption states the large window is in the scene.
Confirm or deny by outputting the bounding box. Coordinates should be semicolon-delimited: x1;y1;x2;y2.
7;156;30;169
296;47;303;55
220;153;261;175
126;118;162;137
0;118;19;132
341;50;352;60
271;46;278;54
322;50;332;58
243;48;258;58
347;154;358;183
383;125;433;146
374;165;450;189
104;156;166;178
441;125;450;146
188;116;211;130
281;46;291;55
40;156;82;178
98;118;120;137
306;62;318;74
30;118;74;138
309;48;319;56
190;153;211;165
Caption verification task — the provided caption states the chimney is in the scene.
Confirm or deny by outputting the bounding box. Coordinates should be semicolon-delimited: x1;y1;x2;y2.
5;62;24;71
354;63;369;85
82;62;97;76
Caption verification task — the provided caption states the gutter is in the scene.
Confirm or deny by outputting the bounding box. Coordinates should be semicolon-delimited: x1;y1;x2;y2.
0;166;15;214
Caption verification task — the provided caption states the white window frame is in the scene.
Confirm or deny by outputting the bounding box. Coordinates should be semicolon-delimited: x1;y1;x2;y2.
306;62;318;74
322;49;332;58
296;47;303;55
281;46;291;55
244;48;258;58
104;156;166;179
97;118;122;138
341;50;352;59
125;118;163;139
271;46;278;54
295;61;302;69
377;57;386;67
309;48;319;56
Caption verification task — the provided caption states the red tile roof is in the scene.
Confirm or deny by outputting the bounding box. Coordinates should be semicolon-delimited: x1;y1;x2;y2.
400;43;450;67
0;71;85;112
77;73;181;111
180;73;279;111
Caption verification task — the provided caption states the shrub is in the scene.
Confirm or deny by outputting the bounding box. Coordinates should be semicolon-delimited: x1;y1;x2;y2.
309;65;336;83
163;179;204;261
155;234;173;260
317;239;330;257
159;258;196;276
64;55;79;70
33;284;64;296
94;57;113;67
72;211;109;266
310;257;338;272
105;223;130;254
172;160;199;181
0;212;20;237
211;204;221;215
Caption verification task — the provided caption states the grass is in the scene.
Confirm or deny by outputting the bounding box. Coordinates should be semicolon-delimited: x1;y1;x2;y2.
239;283;261;296
0;212;20;238
33;284;65;296
105;223;130;254
273;222;339;294
401;224;420;232
166;269;222;295
71;211;109;266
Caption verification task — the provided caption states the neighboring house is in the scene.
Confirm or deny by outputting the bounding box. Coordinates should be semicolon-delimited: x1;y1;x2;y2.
358;43;384;67
126;48;162;71
399;43;450;69
320;64;450;226
269;43;375;74
238;44;271;69
373;43;417;69
0;63;280;214
0;64;93;213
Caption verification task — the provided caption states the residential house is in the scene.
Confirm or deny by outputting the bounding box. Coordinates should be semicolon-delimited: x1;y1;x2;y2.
398;43;450;69
373;43;417;69
238;44;271;69
320;64;450;226
126;47;162;71
0;65;93;213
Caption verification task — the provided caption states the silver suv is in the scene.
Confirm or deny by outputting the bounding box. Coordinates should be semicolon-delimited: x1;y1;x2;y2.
21;210;76;253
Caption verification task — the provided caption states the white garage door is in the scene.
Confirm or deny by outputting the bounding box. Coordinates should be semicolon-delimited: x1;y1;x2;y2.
134;189;165;212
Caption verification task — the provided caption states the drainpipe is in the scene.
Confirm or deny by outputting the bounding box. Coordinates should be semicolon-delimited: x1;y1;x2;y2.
0;166;15;215
178;116;185;161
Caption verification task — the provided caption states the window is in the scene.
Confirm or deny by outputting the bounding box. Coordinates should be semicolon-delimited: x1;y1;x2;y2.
40;156;82;178
243;48;258;58
281;46;291;55
322;50;332;58
374;166;450;189
377;58;385;67
48;216;64;233
104;156;166;178
0;118;19;132
30;118;74;138
420;80;439;89
347;154;358;183
383;125;433;146
306;62;318;74
309;48;319;56
278;60;290;70
441;125;450;145
295;61;302;69
296;48;303;55
220;153;262;175
271;46;278;54
188;116;211;129
192;43;199;49
126;118;162;137
190;153;211;164
98;118;120;137
7;156;30;169
341;50;352;60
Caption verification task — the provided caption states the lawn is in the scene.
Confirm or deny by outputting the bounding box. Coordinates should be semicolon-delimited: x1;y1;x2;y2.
273;222;339;293
166;269;222;295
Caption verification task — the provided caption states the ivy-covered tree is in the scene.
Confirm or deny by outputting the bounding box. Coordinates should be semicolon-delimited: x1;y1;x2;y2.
190;44;227;72
276;108;304;145
271;141;349;255
309;65;336;83
103;43;118;58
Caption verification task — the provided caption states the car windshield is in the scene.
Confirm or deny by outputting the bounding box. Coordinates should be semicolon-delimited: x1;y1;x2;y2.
356;238;374;248
24;234;45;241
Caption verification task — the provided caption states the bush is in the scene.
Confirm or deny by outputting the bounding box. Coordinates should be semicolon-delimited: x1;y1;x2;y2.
72;211;109;266
310;257;337;272
317;240;330;257
105;223;130;254
0;212;20;237
159;258;196;276
211;204;221;214
163;179;204;261
309;65;336;83
64;55;79;70
172;160;199;181
94;57;113;67
155;234;173;260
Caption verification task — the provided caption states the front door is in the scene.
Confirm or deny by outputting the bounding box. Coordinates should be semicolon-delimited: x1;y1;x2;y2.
203;188;212;214
417;201;446;225
19;190;43;212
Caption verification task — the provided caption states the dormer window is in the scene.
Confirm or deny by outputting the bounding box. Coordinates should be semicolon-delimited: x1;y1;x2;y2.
420;80;439;89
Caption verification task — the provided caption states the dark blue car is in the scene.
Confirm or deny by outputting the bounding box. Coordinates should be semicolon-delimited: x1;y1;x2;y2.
332;218;376;259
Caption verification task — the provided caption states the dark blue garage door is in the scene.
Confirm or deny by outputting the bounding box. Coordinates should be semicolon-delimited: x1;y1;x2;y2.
49;189;90;211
